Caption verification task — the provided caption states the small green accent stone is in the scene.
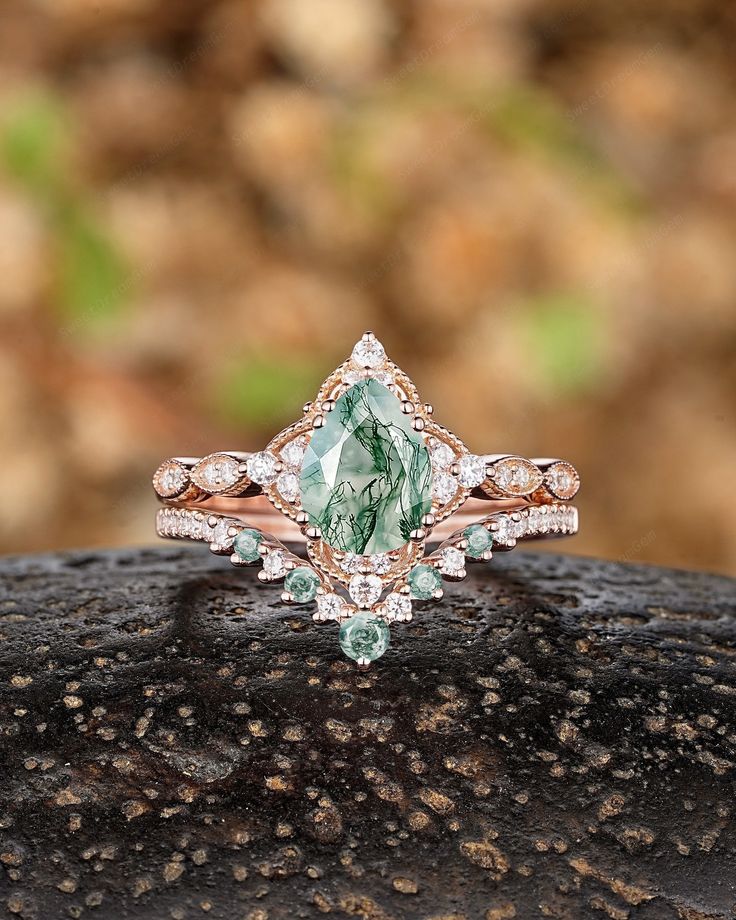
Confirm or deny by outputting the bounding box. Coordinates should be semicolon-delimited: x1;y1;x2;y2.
233;528;262;563
407;564;442;600
300;378;433;554
284;566;320;603
339;613;390;663
464;524;493;559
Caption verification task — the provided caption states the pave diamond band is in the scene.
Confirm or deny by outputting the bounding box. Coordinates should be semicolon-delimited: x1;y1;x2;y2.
156;502;579;553
154;333;580;666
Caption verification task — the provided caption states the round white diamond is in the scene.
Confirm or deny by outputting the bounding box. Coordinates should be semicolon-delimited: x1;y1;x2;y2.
281;437;308;470
369;553;391;575
349;573;383;608
433;471;458;504
340;553;361;574
210;519;235;549
511;517;526;539
276;471;300;503
351;338;386;369
438;546;465;577
316;593;345;621
494;516;513;545
247;451;278;486
458;454;487;489
383;592;412;622
430;440;454;471
262;550;287;579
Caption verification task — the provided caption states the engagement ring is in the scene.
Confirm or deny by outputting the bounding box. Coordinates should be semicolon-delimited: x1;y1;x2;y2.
154;334;580;666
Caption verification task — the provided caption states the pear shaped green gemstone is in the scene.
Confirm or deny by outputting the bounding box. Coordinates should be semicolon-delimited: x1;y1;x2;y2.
300;379;432;554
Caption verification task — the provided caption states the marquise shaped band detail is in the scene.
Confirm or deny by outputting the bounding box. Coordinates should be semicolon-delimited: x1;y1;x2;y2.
154;333;580;666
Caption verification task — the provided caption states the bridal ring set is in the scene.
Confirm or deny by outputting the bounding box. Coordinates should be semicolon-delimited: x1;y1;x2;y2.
154;334;580;666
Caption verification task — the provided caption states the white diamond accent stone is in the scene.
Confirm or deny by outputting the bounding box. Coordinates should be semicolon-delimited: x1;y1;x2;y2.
262;550;287;580
437;546;466;577
429;440;454;471
349;573;383;608
351;338;386;369
457;454;487;489
433;471;458;504
316;593;346;621
340;553;361;574
247;451;278;486
372;553;392;575
383;592;412;622
493;516;514;545
281;437;308;470
210;519;236;549
276;471;300;503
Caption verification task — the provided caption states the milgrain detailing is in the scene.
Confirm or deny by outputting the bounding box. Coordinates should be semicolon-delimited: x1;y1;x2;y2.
154;334;580;665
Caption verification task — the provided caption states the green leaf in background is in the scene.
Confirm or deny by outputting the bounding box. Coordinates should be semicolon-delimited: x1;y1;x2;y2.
216;356;324;430
1;87;131;332
518;293;606;396
0;90;67;193
56;207;130;325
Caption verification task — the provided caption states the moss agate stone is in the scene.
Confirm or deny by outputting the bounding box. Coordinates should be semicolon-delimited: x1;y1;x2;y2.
300;379;432;554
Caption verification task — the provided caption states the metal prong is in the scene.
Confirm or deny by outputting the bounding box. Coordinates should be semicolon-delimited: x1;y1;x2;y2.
401;400;415;415
421;513;436;528
305;526;322;541
412;417;426;431
321;399;335;413
410;528;426;542
281;591;294;604
313;415;326;429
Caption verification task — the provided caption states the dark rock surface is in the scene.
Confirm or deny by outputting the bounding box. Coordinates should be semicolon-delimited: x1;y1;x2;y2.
0;547;734;920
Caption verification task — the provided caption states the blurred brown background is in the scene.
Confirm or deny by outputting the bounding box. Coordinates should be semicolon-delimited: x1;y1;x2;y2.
1;0;734;575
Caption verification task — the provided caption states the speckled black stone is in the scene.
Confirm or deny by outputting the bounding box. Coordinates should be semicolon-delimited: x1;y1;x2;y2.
0;547;734;920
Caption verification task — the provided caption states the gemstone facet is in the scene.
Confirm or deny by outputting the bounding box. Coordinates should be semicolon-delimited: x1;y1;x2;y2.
247;451;279;486
234;528;262;562
407;564;442;600
300;379;432;554
382;592;412;621
339;613;390;663
285;566;320;603
349;573;383;608
351;338;386;369
458;454;487;489
464;524;493;558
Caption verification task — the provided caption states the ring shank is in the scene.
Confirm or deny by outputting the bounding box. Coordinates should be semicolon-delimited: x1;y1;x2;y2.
168;494;541;543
